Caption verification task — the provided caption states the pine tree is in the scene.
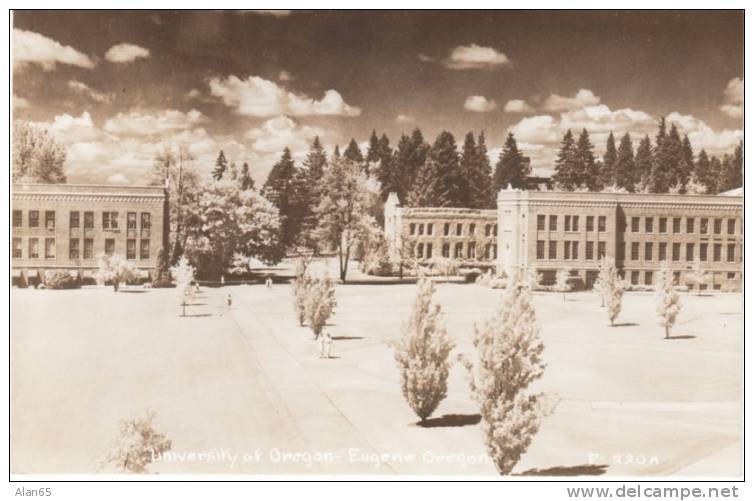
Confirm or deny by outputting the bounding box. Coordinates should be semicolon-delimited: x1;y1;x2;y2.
614;133;635;192
332;144;341;159
407;158;449;207
459;132;478;207
393;128;430;203
374;133;396;199
212;150;228;181
343;138;364;166
551;130;579;190
239;162;255;190
680;135;695;189
718;141;743;192
429;131;462;206
262;148;298;250
574;129;598;191
709;155;724;193
296;137;329;245
474;132;495;208
366;129;381;166
600;132;618;188
655;262;681;339
694;150;713;194
598;257;624;326
494;132;530;192
650;120;684;193
389;279;455;424
634;135;653;192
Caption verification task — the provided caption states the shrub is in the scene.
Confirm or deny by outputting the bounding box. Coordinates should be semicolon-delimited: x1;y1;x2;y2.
304;277;337;339
554;268;571;300
44;270;81;289
655;262;681;339
360;236;394;276
597;257;625;326
463;268;483;283
461;268;546;475
97;254;138;292
389;279;455;424
430;257;459;281
99;410;171;474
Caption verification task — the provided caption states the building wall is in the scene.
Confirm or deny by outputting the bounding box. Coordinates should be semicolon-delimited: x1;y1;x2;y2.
12;183;167;282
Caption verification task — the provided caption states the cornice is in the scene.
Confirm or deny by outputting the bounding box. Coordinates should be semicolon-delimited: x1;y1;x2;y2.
13;194;165;203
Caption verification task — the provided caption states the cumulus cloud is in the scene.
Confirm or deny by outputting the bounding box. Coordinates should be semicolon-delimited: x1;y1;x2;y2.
184;88;201;99
444;44;509;70
13;28;94;70
103;109;206;136
418;54;433;62
666;111;742;155
720;77;743;119
105;43;150;63
543;89;600;111
396;114;416;123
246;115;324;154
209;75;361;117
503;99;534;114
278;70;294;81
33;111;102;143
67;80;110;103
464;95;498;112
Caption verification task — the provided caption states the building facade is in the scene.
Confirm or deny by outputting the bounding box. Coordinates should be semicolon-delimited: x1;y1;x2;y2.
12;183;168;285
385;189;744;291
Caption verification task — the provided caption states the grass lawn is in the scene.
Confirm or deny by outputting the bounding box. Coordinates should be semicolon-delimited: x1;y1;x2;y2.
11;276;742;476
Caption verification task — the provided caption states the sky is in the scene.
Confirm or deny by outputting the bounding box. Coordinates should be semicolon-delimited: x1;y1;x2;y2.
12;10;744;186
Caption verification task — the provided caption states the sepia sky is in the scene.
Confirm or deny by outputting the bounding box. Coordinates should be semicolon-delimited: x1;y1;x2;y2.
12;10;743;185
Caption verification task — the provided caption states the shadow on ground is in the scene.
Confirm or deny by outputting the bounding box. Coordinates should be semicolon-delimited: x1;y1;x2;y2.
332;336;364;341
666;335;696;340
417;413;481;428
612;322;639;327
517;464;609;476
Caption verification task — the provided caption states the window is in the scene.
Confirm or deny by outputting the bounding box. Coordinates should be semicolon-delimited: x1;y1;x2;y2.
468;242;476;259
537;240;545;260
105;238;115;256
645;271;653;286
103;212;119;230
564;241;571;260
84;239;93;259
12;238;22;258
727;272;736;280
673;218;681;233
686;218;695;233
427;223;433;236
45;211;55;229
586;241;594;260
45;238;55;259
631;217;640;232
456;223;463;236
659;242;667;261
631;271;639;285
586;216;594;232
631;242;639;260
68;211;79;229
659;217;667;233
645;242;653;261
13;210;22;227
442;243;450;258
598;216;606;232
549;215;557;231
493;224;497;236
69;239;80;259
728;219;736;235
444;223;450;236
727;244;735;263
418;224;424;236
127;212;137;230
572;216;579;232
713;243;721;262
139;239;149;259
29;210;39;228
700;218;708;234
484;224;491;237
713;219;722;235
455;242;463;258
426;243;433;259
572;242;579;260
699;243;708;261
491;244;497;259
127;239;136;259
469;224;476;236
686;243;694;262
409;223;416;235
84;211;94;229
141;212;151;229
565;216;571;232
28;238;39;259
537;215;546;231
549;241;557;259
416;243;424;258
598;241;606;259
672;243;681;261
484;244;492;259
645;217;653;233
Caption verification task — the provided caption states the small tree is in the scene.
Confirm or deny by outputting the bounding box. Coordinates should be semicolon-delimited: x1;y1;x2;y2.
304;276;337;339
655;262;682;339
389;279;455;424
462;269;546;475
598;257;624;326
97;253;138;292
431;256;459;282
685;259;711;296
555;268;571;301
99;410;172;474
171;256;196;317
292;257;313;326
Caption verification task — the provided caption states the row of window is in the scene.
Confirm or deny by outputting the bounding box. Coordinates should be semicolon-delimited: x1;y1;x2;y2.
536;240;606;261
537;215;607;233
12;210;152;230
408;222;498;237
12;238;150;260
625;270;738;286
619;242;737;263
623;216;738;235
415;241;498;260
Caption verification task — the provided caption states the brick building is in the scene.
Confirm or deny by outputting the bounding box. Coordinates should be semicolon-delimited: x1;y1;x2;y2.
12;183;168;285
385;188;743;291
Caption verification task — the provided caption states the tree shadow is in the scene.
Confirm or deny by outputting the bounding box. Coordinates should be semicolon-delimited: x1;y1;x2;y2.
417;413;481;428
611;322;639;327
119;289;147;293
666;334;696;340
516;464;609;477
332;336;364;341
182;313;212;318
319;356;342;360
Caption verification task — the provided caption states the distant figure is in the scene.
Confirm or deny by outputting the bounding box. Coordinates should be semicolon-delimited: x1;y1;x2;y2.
265;276;273;289
319;331;333;359
226;293;232;309
221;275;225;286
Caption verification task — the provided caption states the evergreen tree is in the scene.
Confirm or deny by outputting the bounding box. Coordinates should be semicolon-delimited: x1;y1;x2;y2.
655;262;681;339
474;132;495;208
428;131;462;206
694;150;713;194
681;135;695;188
239;162;255;190
392;134;413;203
366;129;381;165
614;133;635;192
407;158;450;207
296;137;329;244
551;130;579;190
212;150;228;181
494;132;529;191
374;133;396;200
718;141;743;192
574;129;598;191
634;135;653;192
332;144;341;159
343;138;364;166
459;132;478;207
649;120;683;193
262;148;299;250
600;132;618;188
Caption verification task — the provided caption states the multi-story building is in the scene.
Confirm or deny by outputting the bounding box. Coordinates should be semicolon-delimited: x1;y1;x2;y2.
385;188;744;291
12;183;168;285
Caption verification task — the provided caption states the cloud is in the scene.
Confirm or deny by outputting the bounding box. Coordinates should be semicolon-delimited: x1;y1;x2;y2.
278;70;294;81
464;95;498;112
720;77;743;119
13;95;30;108
503;99;534;114
103;109;206;136
209;75;361;117
184;88;201;99
509;115;561;145
543;89;600;111
246;115;324;154
443;44;509;70
67;80;110;103
106;173;130;184
33;111;102;143
666;111;742;155
418;54;433;62
105;43;150;63
13;28;94;70
396;114;415;124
